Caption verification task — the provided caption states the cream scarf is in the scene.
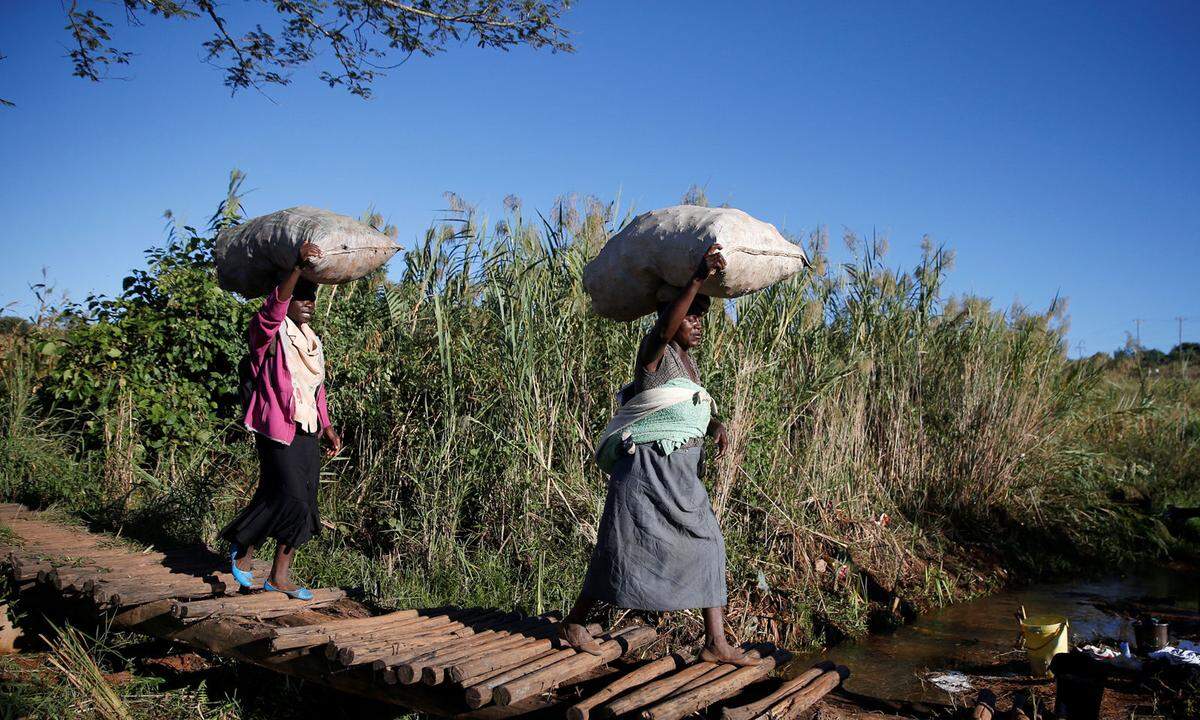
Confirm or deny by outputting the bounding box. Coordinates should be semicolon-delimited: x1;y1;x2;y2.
281;317;325;433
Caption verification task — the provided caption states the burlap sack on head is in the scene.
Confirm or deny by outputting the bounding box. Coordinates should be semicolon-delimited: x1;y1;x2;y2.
215;206;401;297
583;205;808;321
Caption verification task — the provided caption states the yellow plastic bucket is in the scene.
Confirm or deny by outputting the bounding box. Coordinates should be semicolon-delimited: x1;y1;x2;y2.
1020;614;1070;677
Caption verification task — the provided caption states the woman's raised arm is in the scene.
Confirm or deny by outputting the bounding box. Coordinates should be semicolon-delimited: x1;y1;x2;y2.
637;244;727;372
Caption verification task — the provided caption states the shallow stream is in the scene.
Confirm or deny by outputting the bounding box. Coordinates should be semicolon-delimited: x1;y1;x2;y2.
800;564;1199;705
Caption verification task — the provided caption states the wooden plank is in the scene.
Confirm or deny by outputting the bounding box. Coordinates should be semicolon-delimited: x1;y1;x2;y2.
455;648;560;693
640;649;791;720
463;648;578;708
93;562;263;593
419;618;565;685
12;545;157;561
270;607;444;638
9;556;51;582
668;662;739;696
446;624;569;684
112;599;177;626
596;646;772;720
53;552;245;575
331;609;502;665
720;663;830;720
337;622;486;667
378;616;579;681
171;587;346;620
746;667;847;720
568;653;690;720
2;536;114;553
48;557;272;593
394;614;543;684
337;608;499;646
95;577;232;608
494;627;656;707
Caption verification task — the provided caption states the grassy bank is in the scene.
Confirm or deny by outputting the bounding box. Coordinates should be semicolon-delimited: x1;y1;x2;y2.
2;175;1197;660
0;607;404;720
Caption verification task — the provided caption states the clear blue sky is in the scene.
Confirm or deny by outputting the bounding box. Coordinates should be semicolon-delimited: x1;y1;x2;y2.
1;1;1196;353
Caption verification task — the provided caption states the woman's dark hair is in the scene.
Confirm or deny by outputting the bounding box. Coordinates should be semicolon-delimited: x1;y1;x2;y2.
657;293;711;319
294;278;319;301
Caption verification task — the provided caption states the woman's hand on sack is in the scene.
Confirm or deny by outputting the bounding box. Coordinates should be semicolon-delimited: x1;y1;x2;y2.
298;242;323;268
322;426;344;458
710;421;729;458
694;243;727;281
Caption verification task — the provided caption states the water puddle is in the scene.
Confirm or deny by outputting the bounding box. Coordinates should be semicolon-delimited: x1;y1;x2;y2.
799;563;1199;705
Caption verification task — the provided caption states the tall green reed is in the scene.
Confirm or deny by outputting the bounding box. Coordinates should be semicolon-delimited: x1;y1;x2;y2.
2;187;1186;646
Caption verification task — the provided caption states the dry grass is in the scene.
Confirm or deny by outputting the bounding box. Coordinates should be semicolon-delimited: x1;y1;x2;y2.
2;189;1192;652
42;624;133;720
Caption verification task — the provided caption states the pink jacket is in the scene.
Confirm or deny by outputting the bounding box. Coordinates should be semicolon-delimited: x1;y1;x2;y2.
243;287;332;445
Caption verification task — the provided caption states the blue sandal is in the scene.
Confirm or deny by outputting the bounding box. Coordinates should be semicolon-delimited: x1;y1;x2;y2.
264;581;313;601
229;545;255;589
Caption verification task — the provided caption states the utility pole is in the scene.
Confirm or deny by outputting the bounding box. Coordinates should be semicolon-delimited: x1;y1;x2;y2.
1132;318;1146;374
1075;340;1086;359
1177;316;1187;377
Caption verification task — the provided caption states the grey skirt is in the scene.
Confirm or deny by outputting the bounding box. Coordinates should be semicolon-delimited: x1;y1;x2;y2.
581;445;728;611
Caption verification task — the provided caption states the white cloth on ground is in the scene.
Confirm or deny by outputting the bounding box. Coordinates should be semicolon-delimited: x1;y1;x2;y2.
1149;640;1200;666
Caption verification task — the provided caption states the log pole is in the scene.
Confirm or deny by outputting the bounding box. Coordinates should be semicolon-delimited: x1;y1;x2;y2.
720;663;832;720
752;667;848;720
567;653;690;720
494;627;656;707
639;649;792;720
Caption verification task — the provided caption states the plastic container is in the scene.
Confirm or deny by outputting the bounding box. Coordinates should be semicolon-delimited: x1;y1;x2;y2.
1020;614;1070;677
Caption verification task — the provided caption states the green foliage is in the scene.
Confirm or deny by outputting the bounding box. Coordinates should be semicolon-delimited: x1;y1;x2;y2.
38;219;251;457
56;0;574;100
1;175;1196;649
0;334;97;509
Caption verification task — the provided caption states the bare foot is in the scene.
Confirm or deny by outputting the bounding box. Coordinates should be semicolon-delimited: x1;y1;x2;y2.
700;643;762;666
559;622;603;655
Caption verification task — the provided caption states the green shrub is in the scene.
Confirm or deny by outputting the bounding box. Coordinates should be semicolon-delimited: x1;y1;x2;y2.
1;176;1195;646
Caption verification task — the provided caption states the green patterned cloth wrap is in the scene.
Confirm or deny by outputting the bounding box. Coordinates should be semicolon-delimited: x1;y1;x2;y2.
595;378;714;474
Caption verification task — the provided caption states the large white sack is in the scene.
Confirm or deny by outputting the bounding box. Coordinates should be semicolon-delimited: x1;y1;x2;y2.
214;206;401;297
583;205;808;321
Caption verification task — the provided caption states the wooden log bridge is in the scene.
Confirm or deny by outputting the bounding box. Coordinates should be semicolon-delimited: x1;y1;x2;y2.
0;504;847;719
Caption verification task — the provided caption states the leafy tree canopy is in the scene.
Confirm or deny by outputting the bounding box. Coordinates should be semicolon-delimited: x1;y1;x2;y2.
51;0;574;99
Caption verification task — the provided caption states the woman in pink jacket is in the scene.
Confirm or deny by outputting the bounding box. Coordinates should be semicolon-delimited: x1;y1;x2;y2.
222;242;343;599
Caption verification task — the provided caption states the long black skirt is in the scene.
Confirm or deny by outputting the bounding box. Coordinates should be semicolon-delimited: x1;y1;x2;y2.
221;428;321;550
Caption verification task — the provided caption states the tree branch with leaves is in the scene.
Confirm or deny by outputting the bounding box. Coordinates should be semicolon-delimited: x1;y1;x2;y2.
0;51;14;107
53;0;574;100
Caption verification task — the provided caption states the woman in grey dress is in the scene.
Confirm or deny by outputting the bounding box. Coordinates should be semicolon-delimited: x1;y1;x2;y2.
561;244;757;666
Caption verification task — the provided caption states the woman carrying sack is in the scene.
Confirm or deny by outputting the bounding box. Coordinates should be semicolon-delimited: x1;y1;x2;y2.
222;242;343;599
560;244;759;666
